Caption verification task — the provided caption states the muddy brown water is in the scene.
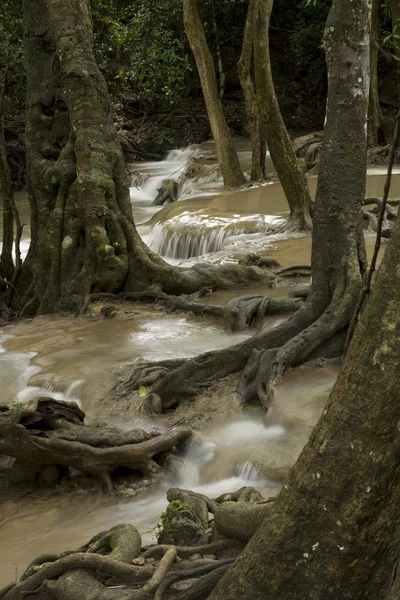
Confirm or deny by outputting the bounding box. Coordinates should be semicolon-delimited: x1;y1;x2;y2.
0;144;397;586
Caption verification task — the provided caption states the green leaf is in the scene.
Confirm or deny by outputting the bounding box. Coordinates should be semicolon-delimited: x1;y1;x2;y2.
139;385;147;398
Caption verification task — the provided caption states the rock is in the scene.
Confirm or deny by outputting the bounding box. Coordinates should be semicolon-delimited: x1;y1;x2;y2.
189;553;202;561
202;554;217;560
158;500;206;546
132;557;145;566
146;557;156;564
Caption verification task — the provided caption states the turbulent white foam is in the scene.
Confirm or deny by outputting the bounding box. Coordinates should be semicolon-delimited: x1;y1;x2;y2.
130;146;199;203
215;421;285;447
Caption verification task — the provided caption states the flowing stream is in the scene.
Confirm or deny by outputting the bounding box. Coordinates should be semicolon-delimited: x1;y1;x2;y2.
0;139;396;585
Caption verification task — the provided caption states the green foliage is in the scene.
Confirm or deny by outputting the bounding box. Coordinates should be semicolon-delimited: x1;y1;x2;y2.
0;0;24;104
92;0;190;105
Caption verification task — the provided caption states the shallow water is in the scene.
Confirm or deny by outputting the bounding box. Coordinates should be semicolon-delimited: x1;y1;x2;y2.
0;140;395;587
0;364;337;585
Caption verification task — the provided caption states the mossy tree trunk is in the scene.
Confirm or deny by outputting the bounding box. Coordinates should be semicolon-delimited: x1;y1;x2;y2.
238;0;266;182
19;0;272;316
368;0;382;146
183;0;246;188
253;0;313;230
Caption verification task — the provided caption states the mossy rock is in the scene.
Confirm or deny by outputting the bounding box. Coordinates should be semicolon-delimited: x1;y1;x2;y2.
158;500;206;546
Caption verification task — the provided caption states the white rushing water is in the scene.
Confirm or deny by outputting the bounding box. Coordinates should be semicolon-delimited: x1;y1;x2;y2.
130;143;284;261
67;418;285;547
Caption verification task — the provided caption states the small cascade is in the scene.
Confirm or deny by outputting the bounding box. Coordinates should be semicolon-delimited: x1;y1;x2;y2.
147;213;283;261
130;146;199;203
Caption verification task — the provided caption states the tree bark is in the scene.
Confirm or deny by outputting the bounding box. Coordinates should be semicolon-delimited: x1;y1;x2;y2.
238;0;266;181
183;0;246;188
368;0;382;146
0;68;15;280
18;0;273;316
253;0;313;230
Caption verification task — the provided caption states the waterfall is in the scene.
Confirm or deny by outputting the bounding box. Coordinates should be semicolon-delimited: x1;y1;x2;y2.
146;213;284;261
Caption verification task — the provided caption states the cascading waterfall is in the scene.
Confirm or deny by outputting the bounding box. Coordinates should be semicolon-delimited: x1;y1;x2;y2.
146;213;284;261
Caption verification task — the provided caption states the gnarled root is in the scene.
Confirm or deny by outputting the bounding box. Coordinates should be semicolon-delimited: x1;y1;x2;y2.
224;295;302;332
0;397;192;491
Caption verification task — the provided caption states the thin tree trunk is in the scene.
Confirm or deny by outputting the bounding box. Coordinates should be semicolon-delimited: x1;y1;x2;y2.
368;0;382;146
0;68;15;280
253;0;313;230
183;0;246;188
392;0;400;63
238;0;266;181
210;0;225;100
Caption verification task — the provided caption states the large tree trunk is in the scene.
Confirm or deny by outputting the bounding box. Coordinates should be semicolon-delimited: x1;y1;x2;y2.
238;0;266;181
210;179;400;600
128;0;370;410
183;0;246;188
253;0;313;230
18;0;273;316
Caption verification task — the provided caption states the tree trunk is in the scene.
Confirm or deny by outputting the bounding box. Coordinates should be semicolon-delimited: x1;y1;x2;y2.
368;0;382;146
238;0;266;181
210;141;400;600
392;0;400;62
183;0;246;188
0;69;15;280
18;0;272;316
253;0;313;230
0;122;14;280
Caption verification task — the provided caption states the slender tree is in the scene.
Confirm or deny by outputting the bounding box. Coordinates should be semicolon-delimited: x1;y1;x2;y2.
183;0;246;188
253;0;313;229
368;0;382;146
238;0;266;181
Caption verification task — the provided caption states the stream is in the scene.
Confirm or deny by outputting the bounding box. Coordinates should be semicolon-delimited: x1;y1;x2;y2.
0;139;396;585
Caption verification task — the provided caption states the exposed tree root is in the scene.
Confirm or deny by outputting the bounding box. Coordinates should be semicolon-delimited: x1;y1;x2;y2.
223;294;302;332
273;265;311;278
142;540;235;560
0;484;267;600
153;560;235;600
0;398;192;490
174;564;232;600
85;290;303;335
111;259;360;412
